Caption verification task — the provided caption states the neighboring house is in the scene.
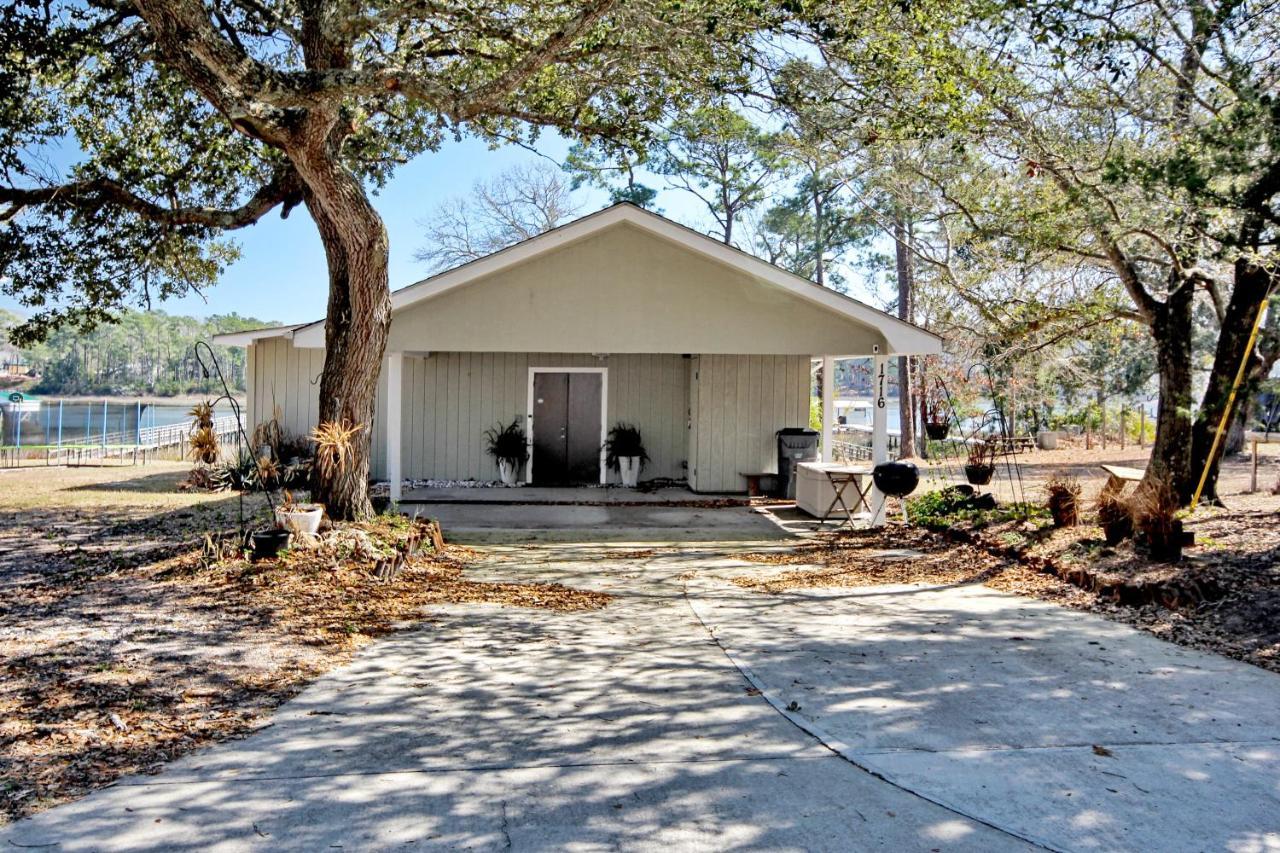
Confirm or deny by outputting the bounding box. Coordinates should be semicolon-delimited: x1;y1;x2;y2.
214;203;942;498
1;348;28;377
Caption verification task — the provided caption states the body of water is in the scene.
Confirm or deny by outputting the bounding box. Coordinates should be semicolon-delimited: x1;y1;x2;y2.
1;398;240;446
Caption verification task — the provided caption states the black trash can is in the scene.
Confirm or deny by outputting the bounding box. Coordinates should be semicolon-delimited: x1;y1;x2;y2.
776;428;820;499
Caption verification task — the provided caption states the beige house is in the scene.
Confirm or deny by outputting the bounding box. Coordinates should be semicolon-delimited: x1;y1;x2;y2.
214;204;942;502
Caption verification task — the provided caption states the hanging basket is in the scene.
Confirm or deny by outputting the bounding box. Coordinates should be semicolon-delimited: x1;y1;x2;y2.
925;421;951;441
964;463;994;486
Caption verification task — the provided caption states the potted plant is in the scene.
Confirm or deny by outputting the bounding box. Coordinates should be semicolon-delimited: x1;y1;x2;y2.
603;422;649;487
187;400;220;464
250;526;291;560
483;419;528;485
964;439;997;486
1045;475;1081;527
274;489;325;537
1095;491;1133;545
923;385;950;441
1131;480;1188;561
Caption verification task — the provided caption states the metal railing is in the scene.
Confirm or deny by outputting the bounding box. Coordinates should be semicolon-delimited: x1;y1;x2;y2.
831;425;901;463
1;411;241;467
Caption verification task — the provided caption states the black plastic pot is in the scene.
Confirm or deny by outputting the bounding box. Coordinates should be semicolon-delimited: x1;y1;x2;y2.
251;529;291;560
873;461;920;498
1101;516;1133;546
1139;519;1188;562
925;422;950;441
964;463;994;486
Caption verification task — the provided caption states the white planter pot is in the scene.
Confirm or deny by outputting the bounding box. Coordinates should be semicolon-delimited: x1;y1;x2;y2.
498;459;520;486
617;456;641;488
275;504;324;536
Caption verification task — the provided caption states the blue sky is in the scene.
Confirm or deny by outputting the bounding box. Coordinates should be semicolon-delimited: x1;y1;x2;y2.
2;134;885;326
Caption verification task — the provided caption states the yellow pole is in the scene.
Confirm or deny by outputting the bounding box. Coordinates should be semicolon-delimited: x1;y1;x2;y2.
1191;296;1271;509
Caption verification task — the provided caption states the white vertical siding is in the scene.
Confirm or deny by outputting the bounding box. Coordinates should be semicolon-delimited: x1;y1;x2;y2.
247;338;323;442
247;344;809;490
687;354;810;493
398;352;690;482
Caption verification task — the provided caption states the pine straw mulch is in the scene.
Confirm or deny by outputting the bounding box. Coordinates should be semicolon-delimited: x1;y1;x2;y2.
733;525;1089;604
733;509;1280;675
0;516;609;824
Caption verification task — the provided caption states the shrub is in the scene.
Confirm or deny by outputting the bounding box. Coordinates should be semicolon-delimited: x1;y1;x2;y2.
907;487;1047;529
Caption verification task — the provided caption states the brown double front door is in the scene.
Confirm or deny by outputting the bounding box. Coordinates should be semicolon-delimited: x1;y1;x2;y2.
531;371;603;485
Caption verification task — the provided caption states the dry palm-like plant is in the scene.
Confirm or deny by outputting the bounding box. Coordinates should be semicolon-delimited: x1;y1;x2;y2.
310;420;365;482
1094;489;1133;545
188;400;215;432
187;400;220;464
189;426;220;464
255;455;281;489
1130;479;1185;561
1045;475;1081;527
251;405;285;455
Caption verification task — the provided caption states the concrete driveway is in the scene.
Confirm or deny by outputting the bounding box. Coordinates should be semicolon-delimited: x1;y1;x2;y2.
4;528;1279;851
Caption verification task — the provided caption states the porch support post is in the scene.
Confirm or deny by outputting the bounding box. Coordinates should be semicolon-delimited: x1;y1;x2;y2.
385;351;404;505
821;356;835;463
871;353;889;527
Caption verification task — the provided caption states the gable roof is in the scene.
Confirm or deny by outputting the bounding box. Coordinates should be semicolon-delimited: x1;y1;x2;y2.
217;203;942;354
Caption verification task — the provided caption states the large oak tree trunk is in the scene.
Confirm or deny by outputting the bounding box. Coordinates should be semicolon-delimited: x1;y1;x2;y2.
1145;281;1195;501
293;140;392;521
1189;259;1275;502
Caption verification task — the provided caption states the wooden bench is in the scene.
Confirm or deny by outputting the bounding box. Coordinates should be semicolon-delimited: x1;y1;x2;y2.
1099;464;1144;497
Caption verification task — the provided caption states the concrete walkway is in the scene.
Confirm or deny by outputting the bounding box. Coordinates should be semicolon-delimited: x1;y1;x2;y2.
4;533;1278;851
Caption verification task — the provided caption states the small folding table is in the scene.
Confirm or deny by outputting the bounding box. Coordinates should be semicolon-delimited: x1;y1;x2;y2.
821;465;874;529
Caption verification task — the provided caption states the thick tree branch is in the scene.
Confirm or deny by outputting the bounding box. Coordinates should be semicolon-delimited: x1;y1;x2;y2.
0;168;303;228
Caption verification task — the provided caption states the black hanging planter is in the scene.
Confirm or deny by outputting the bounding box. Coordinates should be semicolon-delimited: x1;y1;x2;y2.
251;529;291;560
925;421;951;441
964;463;994;486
